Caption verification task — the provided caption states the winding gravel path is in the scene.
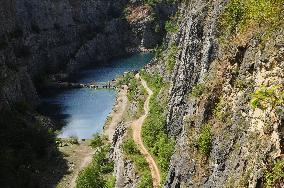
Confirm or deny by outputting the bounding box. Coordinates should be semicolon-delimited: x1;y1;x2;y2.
132;73;161;188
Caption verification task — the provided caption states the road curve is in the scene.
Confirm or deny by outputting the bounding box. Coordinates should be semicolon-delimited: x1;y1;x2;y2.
132;73;161;188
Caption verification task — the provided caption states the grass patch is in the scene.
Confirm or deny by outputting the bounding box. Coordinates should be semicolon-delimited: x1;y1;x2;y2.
197;124;212;155
76;136;115;188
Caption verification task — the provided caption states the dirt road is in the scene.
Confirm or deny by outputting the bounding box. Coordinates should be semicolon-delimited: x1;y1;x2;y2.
132;74;161;188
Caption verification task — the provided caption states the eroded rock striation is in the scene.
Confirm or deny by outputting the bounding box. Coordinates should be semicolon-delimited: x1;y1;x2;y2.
145;0;284;187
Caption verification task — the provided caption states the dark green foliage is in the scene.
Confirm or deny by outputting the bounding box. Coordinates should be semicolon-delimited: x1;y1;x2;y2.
197;124;212;155
140;71;175;181
122;139;140;155
191;83;205;97
0;106;57;187
90;133;104;148
76;145;114;188
137;172;153;188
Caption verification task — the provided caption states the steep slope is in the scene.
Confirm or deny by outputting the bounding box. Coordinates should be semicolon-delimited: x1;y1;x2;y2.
142;0;284;187
0;0;174;187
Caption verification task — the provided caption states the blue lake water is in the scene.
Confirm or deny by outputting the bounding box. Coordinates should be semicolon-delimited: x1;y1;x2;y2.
41;53;153;139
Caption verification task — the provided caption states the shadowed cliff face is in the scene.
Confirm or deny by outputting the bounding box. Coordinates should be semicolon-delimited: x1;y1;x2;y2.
0;0;172;110
0;0;132;110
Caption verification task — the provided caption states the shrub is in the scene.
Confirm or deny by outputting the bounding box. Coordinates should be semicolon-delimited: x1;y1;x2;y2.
76;164;105;188
90;133;104;148
76;146;115;188
105;176;116;188
137;171;153;188
250;86;284;110
191;83;205;97
264;160;284;188
220;0;284;39
197;124;212;155
122;139;140;156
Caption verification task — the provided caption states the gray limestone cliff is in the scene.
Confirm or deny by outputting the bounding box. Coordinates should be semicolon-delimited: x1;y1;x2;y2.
146;0;284;187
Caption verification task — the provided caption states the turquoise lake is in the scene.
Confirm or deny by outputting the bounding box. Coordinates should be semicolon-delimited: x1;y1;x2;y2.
41;53;153;139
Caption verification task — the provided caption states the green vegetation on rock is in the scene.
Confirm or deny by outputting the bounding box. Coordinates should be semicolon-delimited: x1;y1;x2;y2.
76;137;115;188
190;83;206;98
122;139;153;188
140;70;175;182
250;86;284;110
264;160;284;188
220;0;284;39
197;124;212;155
165;44;178;73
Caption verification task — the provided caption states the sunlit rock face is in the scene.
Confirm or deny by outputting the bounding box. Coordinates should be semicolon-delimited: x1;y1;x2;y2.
146;1;284;187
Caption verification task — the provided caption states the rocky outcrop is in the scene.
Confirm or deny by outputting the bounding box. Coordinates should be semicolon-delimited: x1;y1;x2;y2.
110;122;140;188
126;0;177;50
165;1;224;136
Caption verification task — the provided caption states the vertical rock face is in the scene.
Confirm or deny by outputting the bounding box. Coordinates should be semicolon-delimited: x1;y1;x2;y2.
110;122;140;188
166;1;225;137
143;0;284;187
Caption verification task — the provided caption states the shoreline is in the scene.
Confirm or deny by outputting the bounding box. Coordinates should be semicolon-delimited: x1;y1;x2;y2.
55;85;128;188
103;85;129;142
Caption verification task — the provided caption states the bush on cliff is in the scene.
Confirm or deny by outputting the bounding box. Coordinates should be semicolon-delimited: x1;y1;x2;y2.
76;144;114;188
